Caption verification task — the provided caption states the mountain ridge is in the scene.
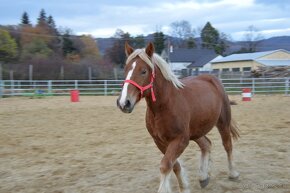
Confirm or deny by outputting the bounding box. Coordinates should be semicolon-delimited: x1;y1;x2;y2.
96;35;290;55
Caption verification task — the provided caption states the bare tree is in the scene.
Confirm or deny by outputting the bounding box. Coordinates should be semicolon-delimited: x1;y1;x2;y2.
170;20;195;48
243;25;264;52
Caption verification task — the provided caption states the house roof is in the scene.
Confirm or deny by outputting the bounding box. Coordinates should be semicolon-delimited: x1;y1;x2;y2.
168;48;218;67
211;49;290;63
256;60;290;66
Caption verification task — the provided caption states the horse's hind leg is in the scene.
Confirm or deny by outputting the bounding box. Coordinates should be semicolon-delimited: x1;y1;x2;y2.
216;123;239;180
194;136;212;188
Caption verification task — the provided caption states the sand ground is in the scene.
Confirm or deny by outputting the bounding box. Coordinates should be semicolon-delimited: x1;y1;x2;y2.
0;95;289;193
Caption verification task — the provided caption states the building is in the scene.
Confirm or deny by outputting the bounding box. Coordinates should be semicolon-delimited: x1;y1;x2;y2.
211;49;290;72
162;48;218;76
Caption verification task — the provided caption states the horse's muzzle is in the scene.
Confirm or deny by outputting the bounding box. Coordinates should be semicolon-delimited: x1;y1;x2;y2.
116;98;134;113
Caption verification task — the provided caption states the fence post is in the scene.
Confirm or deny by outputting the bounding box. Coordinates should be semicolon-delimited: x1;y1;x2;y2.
29;64;33;82
74;80;78;89
285;78;289;96
104;80;108;96
0;80;3;98
0;62;2;98
33;80;36;89
10;80;15;96
48;80;52;95
88;66;92;81
252;78;255;95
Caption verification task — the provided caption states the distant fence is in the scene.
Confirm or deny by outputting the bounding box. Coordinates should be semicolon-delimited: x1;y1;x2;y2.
0;78;289;97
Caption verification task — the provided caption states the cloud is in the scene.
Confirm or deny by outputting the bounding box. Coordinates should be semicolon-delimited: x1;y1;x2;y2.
0;0;289;40
77;24;150;37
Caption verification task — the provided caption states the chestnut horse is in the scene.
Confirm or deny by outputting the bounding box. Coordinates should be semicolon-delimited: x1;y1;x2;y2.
117;42;240;193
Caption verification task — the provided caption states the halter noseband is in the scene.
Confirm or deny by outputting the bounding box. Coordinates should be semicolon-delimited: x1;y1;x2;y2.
124;73;156;102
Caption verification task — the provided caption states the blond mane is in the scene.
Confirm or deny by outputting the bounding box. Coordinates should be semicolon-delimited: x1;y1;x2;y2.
126;49;184;88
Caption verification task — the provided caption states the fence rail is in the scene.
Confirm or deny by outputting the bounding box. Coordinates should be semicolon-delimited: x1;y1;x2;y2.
0;78;289;97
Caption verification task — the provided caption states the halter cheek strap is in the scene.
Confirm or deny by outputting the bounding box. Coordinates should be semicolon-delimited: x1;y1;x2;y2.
124;73;156;102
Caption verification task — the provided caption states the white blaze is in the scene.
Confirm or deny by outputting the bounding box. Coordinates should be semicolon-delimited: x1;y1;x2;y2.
119;62;136;107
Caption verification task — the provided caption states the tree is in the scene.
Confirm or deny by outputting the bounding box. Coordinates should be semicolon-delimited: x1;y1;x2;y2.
61;30;78;60
105;29;131;67
19;24;55;53
201;22;228;55
170;20;195;48
21;12;30;25
0;29;18;62
187;37;196;48
21;38;53;60
131;35;145;48
33;10;60;53
47;15;56;29
153;32;165;54
214;32;230;55
242;25;263;52
79;35;100;60
45;15;60;52
201;22;219;49
37;9;47;27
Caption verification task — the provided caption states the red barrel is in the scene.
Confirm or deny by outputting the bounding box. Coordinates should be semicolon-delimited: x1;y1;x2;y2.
70;90;79;102
242;88;252;101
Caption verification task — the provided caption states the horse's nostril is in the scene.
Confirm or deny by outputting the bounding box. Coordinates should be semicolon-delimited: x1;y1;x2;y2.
125;100;131;108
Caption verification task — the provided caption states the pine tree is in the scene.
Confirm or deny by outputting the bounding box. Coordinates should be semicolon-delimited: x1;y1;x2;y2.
153;32;165;55
47;15;56;29
201;22;228;55
47;15;59;36
62;31;76;56
21;12;30;25
37;9;47;27
187;37;196;48
201;22;219;49
132;35;145;48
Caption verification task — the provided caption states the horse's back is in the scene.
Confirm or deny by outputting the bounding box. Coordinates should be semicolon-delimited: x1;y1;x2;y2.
180;74;224;97
181;74;221;87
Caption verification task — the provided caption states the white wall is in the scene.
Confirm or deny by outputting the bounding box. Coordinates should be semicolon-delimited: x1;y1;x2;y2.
169;62;190;71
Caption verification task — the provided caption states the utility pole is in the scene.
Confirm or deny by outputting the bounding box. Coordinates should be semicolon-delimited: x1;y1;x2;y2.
60;65;64;80
10;70;14;81
29;64;33;82
0;62;3;98
88;66;92;81
0;62;3;81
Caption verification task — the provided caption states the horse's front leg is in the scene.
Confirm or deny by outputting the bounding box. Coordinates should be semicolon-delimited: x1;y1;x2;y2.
158;135;189;193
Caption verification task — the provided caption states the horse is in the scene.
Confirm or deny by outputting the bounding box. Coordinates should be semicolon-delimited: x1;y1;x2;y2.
116;42;240;193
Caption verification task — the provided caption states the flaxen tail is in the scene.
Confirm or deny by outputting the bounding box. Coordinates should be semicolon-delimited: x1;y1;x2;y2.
210;76;240;140
229;119;240;140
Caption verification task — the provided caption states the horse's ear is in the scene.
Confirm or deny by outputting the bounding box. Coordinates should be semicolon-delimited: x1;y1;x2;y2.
145;42;155;58
125;41;134;57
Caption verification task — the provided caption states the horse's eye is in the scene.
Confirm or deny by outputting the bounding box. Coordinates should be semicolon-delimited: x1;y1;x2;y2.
141;69;147;75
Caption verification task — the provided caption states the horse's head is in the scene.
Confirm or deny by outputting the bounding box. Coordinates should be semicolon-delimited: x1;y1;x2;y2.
117;42;155;113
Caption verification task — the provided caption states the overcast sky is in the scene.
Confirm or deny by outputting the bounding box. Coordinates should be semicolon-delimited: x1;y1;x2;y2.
0;0;289;40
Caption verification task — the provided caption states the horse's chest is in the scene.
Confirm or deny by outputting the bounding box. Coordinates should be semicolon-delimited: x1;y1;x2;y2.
146;115;184;143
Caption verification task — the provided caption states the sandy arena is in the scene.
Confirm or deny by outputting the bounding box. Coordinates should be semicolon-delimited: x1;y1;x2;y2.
0;95;289;193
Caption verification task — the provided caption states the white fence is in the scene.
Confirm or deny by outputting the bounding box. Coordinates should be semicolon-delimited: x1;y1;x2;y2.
0;78;289;97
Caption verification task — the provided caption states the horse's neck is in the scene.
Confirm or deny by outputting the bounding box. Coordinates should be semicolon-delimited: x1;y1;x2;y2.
145;68;177;111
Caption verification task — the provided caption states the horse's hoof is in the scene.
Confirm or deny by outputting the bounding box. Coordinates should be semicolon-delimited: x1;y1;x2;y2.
199;177;210;188
229;172;240;181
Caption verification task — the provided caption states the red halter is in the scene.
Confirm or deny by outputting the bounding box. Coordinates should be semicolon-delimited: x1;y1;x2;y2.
124;73;156;102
